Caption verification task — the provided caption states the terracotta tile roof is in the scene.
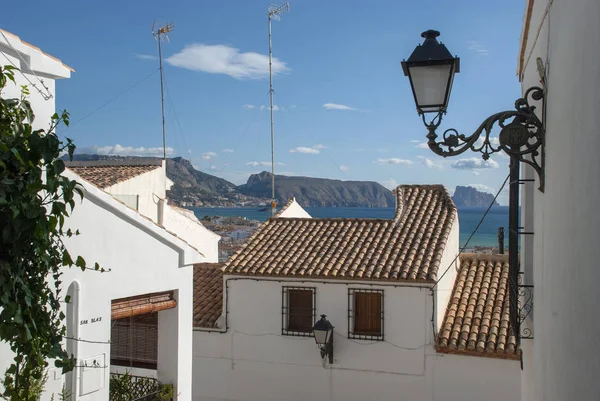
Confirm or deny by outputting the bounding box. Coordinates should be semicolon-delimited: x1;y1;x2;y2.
223;185;456;282
193;263;224;328
436;254;519;359
66;160;162;189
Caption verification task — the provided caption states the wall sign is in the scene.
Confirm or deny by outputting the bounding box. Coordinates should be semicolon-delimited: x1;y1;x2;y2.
80;317;102;325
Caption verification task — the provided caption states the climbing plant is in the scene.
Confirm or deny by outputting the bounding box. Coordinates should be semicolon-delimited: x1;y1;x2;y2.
0;65;99;400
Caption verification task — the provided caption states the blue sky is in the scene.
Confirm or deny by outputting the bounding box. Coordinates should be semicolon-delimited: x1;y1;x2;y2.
2;0;526;204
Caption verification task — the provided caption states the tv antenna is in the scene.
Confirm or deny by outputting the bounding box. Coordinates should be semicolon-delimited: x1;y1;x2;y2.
267;2;290;216
152;21;175;160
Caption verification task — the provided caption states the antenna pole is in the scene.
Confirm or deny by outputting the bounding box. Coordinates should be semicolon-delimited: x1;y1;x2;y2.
158;37;167;160
153;22;174;160
268;14;276;215
266;2;289;216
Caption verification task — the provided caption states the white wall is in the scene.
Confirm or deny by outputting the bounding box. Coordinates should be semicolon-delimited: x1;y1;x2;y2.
434;209;459;332
277;199;312;218
162;205;220;263
519;1;600;400
104;162;167;224
192;277;519;401
0;30;70;133
0;173;201;401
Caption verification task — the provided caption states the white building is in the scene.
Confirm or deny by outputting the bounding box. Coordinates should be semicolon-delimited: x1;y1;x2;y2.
0;28;72;131
517;1;600;400
0;29;220;401
192;187;521;401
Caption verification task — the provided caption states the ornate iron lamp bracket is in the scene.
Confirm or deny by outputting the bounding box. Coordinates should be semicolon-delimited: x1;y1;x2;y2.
422;86;545;191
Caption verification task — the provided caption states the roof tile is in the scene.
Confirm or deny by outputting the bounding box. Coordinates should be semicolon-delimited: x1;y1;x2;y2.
223;185;456;282
68;164;160;189
436;254;519;359
193;263;224;328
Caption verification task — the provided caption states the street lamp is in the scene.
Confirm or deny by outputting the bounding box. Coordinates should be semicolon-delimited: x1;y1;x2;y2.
312;314;334;364
402;30;545;344
401;30;545;192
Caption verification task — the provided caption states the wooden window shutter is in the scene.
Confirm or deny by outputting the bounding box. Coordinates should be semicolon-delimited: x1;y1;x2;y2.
287;289;313;332
354;292;382;335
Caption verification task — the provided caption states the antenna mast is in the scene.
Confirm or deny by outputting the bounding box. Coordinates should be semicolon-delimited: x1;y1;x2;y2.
267;2;290;216
153;21;175;160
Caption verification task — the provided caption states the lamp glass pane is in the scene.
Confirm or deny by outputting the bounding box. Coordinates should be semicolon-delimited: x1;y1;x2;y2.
314;329;328;344
410;64;452;111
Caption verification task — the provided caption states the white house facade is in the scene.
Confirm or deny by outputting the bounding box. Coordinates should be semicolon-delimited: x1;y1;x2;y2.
517;1;600;400
192;187;521;401
0;28;72;131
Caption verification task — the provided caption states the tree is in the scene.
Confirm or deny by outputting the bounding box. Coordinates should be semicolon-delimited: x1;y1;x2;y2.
0;65;98;400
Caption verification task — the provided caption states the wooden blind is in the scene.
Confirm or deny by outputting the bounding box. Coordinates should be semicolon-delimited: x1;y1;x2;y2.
110;313;158;369
287;289;313;332
354;292;382;335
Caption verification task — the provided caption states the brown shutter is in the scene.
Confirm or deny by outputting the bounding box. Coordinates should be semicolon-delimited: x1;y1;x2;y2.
354;292;382;335
111;313;158;369
288;290;313;332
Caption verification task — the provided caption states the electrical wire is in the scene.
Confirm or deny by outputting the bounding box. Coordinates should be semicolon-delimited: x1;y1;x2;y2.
0;30;54;100
432;173;510;289
162;69;190;155
62;68;159;131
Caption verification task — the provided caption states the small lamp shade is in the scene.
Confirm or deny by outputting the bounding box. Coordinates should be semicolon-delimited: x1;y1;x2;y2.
313;314;333;345
402;30;460;114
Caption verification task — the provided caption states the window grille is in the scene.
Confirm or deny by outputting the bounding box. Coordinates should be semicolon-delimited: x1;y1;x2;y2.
348;289;384;340
110;313;158;370
282;287;316;337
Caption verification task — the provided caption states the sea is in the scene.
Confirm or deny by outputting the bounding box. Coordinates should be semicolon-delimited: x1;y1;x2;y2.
192;206;509;248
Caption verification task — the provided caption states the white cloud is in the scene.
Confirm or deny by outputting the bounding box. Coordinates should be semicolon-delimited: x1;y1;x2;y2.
380;178;398;190
80;144;174;157
209;165;218;171
313;144;326;150
259;105;280;111
451;157;499;170
166;44;290;80
135;54;157;60
410;139;422;143
246;161;285;167
467;41;489;56
416;141;429;149
200;151;217;160
339;165;350;171
467;184;495;195
375;158;413;166
423;158;443;169
242;104;255;109
323;103;357;111
222;149;235;153
289;147;320;154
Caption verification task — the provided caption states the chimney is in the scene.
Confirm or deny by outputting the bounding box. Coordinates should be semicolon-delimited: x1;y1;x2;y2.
498;227;505;254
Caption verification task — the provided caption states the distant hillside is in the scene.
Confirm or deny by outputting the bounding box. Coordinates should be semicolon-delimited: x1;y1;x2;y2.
166;157;267;207
452;186;499;207
238;171;396;207
69;155;503;208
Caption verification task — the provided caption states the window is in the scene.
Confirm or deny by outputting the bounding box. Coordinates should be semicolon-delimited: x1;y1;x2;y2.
282;287;315;336
348;289;384;340
110;313;158;369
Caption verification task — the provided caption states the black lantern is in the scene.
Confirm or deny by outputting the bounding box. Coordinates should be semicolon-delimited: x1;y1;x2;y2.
401;30;460;114
312;314;334;363
402;30;546;346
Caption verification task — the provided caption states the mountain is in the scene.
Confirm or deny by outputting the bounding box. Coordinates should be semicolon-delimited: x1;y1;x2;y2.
238;171;395;207
452;186;499;207
166;157;267;207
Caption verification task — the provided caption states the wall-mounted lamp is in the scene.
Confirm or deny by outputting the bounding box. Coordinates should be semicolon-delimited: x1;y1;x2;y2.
312;314;334;364
401;29;545;192
402;30;542;343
